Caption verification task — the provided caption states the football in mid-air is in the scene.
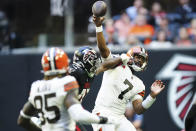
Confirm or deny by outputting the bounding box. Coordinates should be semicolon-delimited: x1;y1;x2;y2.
92;1;107;17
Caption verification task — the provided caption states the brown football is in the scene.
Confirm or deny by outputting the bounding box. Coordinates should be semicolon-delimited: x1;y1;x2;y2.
92;1;107;17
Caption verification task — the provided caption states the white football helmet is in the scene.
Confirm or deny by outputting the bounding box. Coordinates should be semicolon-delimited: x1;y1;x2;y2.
126;46;148;72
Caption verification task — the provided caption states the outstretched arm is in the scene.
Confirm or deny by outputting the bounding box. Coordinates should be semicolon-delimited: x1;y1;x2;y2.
93;16;110;58
17;102;41;131
65;88;108;124
96;57;121;75
132;80;165;114
95;54;131;75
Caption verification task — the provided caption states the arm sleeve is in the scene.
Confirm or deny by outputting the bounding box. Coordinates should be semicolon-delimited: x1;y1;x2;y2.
68;104;100;124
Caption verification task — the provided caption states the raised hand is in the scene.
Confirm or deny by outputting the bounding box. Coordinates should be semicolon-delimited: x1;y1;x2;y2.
92;15;105;27
150;80;165;98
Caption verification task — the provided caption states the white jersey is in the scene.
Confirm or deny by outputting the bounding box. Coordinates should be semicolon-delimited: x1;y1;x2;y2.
94;53;145;115
28;75;78;131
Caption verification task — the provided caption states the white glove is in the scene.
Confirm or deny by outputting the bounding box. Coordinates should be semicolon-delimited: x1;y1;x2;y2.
120;54;130;65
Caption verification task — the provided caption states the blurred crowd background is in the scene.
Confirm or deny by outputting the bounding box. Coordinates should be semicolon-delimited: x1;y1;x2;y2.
0;0;196;52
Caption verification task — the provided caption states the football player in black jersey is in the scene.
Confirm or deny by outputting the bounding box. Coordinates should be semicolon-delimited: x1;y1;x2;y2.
69;46;100;131
69;46;101;101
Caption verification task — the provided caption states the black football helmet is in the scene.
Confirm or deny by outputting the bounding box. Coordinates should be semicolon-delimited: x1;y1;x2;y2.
73;46;101;78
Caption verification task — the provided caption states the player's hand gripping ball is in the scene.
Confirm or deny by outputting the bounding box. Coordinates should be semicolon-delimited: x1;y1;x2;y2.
92;1;107;17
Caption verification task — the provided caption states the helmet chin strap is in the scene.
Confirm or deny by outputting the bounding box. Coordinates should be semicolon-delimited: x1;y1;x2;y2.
131;65;142;72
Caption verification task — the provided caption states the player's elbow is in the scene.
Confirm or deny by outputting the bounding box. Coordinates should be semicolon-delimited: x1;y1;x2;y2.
134;110;143;115
17;115;26;127
17;115;23;126
133;106;145;115
17;115;31;129
99;48;109;58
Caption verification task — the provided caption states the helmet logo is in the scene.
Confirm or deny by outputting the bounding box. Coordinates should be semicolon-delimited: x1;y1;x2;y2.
83;50;97;65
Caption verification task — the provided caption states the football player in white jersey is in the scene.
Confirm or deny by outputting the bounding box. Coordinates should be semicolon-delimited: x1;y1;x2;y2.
91;16;166;131
17;47;114;131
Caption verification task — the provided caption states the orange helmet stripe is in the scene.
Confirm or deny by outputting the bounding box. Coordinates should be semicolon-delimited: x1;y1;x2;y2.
41;47;69;75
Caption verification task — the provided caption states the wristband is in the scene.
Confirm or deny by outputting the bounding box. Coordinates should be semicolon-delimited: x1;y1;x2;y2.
142;95;156;109
20;110;31;119
96;26;103;32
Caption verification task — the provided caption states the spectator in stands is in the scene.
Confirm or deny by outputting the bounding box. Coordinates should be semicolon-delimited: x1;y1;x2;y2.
175;0;196;24
138;7;148;16
0;10;23;52
129;15;154;44
87;16;97;44
155;17;175;42
104;19;118;45
150;2;166;26
114;12;133;44
126;0;143;20
126;35;141;46
137;7;155;26
187;18;196;43
150;30;172;48
125;103;144;131
176;27;192;46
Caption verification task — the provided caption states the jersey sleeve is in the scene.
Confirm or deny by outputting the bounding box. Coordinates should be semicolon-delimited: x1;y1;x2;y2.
58;76;80;98
137;90;145;98
131;88;145;101
131;90;145;101
64;80;79;92
131;94;144;102
131;76;146;102
101;52;119;61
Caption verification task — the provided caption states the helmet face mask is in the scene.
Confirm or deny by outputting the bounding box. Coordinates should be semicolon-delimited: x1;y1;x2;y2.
73;46;101;78
127;46;148;72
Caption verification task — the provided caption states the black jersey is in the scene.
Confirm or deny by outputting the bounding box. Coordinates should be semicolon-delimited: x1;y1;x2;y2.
69;63;93;101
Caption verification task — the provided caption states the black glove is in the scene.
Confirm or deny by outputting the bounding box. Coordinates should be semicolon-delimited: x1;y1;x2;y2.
99;116;108;124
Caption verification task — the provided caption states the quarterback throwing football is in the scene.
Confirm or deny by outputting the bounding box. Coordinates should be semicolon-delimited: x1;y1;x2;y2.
92;16;165;131
17;48;111;131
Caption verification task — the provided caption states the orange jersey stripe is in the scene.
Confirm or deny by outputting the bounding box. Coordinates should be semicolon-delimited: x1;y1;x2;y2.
138;90;145;97
64;81;79;91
